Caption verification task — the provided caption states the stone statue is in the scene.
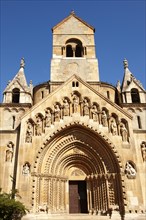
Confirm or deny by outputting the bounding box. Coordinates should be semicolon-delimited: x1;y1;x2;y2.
63;99;69;116
20;57;25;68
25;122;33;143
83;98;89;116
73;94;79;113
125;161;136;179
6;142;14;162
45;109;52;127
141;142;146;161
22;163;30;175
36;116;42;135
91;105;98;122
110;119;117;135
120;123;128;142
54;104;61;121
101;110;108;127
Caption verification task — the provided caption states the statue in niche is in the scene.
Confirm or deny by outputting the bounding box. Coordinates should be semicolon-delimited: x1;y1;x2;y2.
63;98;69;116
54;104;61;121
25;122;33;143
110;119;117;135
91;105;98;122
22;162;30;175
141;142;146;161
6;142;14;162
45;109;52;127
35;116;42;135
120;123;128;142
101;110;108;127
125;161;136;179
73;94;79;113
83;98;89;116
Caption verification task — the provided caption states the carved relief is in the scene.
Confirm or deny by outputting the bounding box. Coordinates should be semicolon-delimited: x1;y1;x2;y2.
72;94;79;113
120;122;128;142
109;117;117;135
25;121;33;143
71;169;85;176
125;161;136;179
35;115;43;135
141;141;146;162
91;104;99;122
63;98;70;116
83;98;89;116
101;110;108;127
63;62;79;75
45;109;52;127
6;142;14;162
22;162;30;175
54;104;61;122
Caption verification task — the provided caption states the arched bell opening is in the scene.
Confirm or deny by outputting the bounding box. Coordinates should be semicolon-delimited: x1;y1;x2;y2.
33;125;125;216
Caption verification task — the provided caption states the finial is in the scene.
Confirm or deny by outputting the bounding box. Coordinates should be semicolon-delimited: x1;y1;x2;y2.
116;80;121;92
123;58;128;69
71;10;75;15
20;57;25;68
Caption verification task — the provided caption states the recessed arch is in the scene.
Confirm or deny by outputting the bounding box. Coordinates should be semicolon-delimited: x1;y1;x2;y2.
32;122;125;215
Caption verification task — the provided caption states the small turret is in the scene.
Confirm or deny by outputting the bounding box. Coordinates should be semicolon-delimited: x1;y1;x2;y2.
3;58;33;104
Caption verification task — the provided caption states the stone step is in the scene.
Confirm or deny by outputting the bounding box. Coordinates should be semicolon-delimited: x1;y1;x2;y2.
22;213;146;220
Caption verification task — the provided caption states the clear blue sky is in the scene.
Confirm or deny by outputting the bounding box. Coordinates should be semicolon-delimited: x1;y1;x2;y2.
0;0;145;102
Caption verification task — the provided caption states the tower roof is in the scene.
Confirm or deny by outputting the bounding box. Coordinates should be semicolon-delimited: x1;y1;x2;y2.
121;59;145;92
52;11;95;32
4;58;30;93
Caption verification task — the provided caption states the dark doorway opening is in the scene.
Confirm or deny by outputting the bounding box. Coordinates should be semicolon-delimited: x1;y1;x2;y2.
69;181;88;213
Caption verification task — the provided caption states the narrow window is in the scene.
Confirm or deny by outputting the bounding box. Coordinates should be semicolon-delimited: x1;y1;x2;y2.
107;91;110;99
12;116;15;129
124;92;127;103
131;88;140;103
41;91;44;99
66;45;73;57
137;116;142;129
12;88;20;103
72;82;75;87
75;45;82;57
76;82;79;87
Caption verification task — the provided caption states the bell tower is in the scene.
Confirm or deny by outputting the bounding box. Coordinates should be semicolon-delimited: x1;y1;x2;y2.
50;11;100;82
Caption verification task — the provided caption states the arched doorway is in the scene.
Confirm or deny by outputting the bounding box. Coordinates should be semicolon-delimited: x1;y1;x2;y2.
32;124;125;216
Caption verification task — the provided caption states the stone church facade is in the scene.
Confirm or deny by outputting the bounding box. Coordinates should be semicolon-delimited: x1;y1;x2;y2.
0;12;146;217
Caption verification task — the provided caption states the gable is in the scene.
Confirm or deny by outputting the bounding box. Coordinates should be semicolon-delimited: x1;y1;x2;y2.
124;79;145;93
4;78;29;93
21;75;132;122
52;14;94;35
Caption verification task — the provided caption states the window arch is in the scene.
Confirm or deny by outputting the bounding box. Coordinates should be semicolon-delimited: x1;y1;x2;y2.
12;88;20;103
65;38;84;57
131;88;140;103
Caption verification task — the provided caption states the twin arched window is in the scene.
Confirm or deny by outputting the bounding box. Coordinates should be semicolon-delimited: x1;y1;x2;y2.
66;38;84;57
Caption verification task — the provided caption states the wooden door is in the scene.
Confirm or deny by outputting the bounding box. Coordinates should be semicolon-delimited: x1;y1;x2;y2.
69;181;88;213
69;181;80;213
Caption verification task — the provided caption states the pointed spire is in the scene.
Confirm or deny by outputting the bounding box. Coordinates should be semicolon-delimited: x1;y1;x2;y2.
116;80;121;92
